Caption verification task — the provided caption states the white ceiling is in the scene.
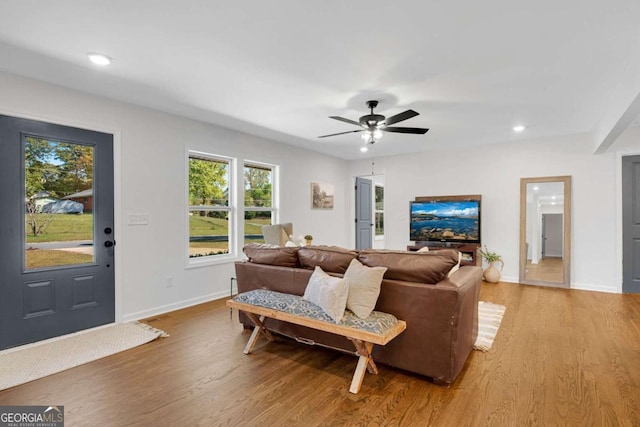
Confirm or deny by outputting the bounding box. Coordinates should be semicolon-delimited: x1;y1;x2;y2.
1;1;639;160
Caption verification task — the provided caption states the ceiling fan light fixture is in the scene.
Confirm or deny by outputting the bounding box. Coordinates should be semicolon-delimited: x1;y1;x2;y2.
373;129;383;139
87;52;113;66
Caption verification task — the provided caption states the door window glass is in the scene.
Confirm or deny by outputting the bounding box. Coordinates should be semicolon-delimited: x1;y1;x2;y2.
25;137;95;269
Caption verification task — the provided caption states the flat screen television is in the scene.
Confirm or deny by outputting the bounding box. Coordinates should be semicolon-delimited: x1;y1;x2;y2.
410;196;481;243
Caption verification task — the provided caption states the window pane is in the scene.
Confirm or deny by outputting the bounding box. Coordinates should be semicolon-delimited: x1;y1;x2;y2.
25;137;94;269
189;210;229;257
189;158;229;207
244;164;272;207
375;185;384;211
375;212;384;236
244;210;272;244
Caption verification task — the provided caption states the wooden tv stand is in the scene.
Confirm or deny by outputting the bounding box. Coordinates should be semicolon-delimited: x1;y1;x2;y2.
406;242;481;266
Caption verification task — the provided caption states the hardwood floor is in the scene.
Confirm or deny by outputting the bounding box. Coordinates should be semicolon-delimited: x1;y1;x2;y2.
524;257;564;283
1;282;639;426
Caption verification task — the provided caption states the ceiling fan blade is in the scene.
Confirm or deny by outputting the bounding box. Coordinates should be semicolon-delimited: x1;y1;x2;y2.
384;127;429;134
384;109;419;126
329;116;361;126
318;129;363;138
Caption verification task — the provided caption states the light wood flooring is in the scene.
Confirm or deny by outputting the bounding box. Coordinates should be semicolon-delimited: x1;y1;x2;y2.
1;282;640;426
524;257;564;283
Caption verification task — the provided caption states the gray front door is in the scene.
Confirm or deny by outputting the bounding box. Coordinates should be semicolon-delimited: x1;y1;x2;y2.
622;155;640;293
542;213;563;257
355;177;373;250
0;115;115;350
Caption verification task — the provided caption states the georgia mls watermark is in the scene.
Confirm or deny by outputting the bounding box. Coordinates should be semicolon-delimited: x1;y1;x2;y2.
0;406;64;427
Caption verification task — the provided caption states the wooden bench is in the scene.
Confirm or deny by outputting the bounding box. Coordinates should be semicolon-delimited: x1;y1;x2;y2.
227;289;406;394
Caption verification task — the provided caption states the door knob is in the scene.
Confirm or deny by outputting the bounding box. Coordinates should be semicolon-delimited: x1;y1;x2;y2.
104;241;114;248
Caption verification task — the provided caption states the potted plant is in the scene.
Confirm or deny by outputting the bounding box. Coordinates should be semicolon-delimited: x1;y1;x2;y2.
478;245;503;283
304;235;313;246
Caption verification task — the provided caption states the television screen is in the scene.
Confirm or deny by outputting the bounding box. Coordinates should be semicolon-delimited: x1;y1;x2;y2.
410;198;480;243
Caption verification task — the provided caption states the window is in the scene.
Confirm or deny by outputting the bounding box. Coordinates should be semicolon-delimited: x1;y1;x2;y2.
244;162;276;243
188;152;233;260
375;185;384;237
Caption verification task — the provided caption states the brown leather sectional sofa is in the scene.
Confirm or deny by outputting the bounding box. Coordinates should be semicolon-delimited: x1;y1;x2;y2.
235;244;483;385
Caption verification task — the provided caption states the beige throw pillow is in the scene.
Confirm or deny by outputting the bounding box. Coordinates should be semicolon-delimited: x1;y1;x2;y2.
447;251;463;278
344;258;387;319
303;266;349;323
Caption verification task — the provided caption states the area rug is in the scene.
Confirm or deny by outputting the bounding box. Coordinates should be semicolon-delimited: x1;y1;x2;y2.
474;301;506;352
0;322;168;391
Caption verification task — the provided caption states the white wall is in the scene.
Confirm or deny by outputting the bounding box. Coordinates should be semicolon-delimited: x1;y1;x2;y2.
0;72;349;321
348;134;619;293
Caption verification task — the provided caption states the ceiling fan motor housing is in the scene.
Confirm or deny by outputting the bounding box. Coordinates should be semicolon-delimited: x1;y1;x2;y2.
359;114;385;127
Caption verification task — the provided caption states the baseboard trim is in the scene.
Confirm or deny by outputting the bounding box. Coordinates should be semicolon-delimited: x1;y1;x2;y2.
122;290;231;322
570;282;619;294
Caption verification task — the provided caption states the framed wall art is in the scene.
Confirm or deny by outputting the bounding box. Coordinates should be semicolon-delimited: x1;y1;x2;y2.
311;182;334;209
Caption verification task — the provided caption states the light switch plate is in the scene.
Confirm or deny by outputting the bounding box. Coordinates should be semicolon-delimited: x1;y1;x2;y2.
128;213;149;225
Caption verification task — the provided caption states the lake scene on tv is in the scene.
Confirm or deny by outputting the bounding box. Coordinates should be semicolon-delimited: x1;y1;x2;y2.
410;201;480;242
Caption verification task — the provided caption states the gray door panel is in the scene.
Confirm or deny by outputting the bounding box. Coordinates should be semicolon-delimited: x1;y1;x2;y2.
0;115;115;349
355;177;372;250
542;213;563;257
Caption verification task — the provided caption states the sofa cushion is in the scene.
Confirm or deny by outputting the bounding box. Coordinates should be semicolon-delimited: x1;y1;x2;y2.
243;243;299;268
303;266;349;323
298;246;359;274
344;258;387;319
358;249;459;284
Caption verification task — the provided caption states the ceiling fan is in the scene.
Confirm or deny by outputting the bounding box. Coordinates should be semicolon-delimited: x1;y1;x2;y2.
318;100;429;141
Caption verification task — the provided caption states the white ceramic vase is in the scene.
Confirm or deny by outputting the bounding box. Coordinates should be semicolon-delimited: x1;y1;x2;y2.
483;260;504;283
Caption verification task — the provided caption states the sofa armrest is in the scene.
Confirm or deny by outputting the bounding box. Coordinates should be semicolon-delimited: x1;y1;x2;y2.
373;265;482;384
437;266;483;379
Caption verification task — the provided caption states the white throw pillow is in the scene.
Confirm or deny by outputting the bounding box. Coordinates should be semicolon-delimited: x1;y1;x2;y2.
344;258;387;319
416;246;430;253
303;266;349;323
447;251;463;278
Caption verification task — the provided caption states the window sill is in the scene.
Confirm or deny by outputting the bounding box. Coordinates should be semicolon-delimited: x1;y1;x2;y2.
185;253;241;269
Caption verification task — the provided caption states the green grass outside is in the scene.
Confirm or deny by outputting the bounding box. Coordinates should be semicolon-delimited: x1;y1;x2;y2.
188;215;271;236
26;249;93;269
24;213;272;264
26;213;93;243
25;213;272;242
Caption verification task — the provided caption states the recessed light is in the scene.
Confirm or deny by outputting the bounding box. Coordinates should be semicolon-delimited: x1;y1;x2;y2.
360;146;368;153
513;125;525;133
87;53;113;66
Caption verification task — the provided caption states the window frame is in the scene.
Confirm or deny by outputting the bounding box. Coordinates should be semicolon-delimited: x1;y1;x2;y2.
243;161;278;244
186;150;236;266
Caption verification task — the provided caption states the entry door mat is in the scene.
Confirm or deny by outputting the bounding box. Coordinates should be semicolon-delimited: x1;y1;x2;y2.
474;301;506;352
0;322;168;391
